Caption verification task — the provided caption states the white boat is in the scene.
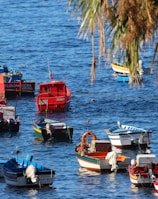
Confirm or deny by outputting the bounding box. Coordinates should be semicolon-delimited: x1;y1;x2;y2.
105;121;152;149
111;60;143;76
111;63;130;74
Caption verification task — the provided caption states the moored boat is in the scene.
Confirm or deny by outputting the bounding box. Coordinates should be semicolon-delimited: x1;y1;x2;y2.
33;118;73;142
35;80;71;112
111;61;143;83
111;63;130;74
2;155;55;187
75;131;131;172
128;153;158;187
105;121;152;149
0;106;20;133
0;65;35;97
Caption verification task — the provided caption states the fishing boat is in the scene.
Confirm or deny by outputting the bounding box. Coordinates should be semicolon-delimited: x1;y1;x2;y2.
0;106;20;133
0;65;35;97
105;121;152;149
111;63;130;74
111;60;144;75
75;131;131;172
33;118;73;142
35;80;71;112
128;153;158;187
2;155;55;187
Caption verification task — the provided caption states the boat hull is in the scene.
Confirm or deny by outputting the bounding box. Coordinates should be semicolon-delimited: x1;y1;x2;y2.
111;63;129;74
0;106;20;133
5;81;35;97
107;132;152;149
33;119;73;142
76;152;131;172
3;170;54;187
116;75;129;82
153;179;158;192
35;97;70;112
2;158;55;187
105;124;152;149
129;172;152;187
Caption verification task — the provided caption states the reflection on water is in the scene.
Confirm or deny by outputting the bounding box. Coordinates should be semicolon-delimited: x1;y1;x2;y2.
33;138;44;145
130;184;139;193
35;112;71;123
28;189;38;197
0;131;19;138
78;167;100;176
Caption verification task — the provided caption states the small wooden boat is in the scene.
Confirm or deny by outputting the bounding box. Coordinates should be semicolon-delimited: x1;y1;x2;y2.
105;121;152;149
33;118;73;142
75;131;131;172
35;80;71;112
0;106;20;133
0;65;35;97
2;155;55;187
111;63;129;74
128;153;158;187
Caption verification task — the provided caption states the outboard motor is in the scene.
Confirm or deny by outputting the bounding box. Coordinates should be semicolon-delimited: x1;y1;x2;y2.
25;165;38;184
105;151;118;171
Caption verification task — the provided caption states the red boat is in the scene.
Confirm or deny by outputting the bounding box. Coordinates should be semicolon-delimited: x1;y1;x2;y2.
0;75;7;106
35;80;71;112
128;153;158;187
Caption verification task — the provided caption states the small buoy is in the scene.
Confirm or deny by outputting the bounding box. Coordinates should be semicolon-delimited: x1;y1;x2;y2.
90;99;96;102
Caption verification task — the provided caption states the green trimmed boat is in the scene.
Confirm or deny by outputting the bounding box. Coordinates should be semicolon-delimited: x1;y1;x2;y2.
33;118;73;142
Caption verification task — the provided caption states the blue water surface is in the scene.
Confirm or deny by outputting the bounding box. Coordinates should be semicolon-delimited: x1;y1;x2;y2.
0;0;158;198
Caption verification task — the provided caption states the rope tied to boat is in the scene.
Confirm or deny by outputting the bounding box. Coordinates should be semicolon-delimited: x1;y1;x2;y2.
67;127;72;142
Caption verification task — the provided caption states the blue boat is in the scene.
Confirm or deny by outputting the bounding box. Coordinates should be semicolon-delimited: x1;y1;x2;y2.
0;65;22;83
0;65;35;97
116;74;129;82
2;155;55;187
